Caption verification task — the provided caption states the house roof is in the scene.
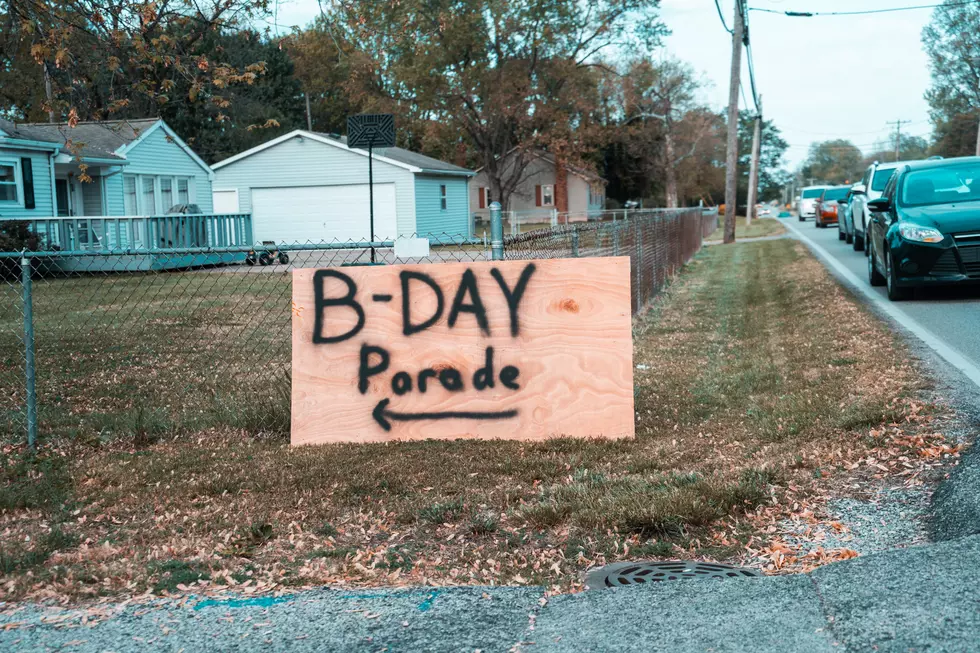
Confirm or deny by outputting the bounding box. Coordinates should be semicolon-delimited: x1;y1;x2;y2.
315;132;473;176
212;129;474;176
474;148;607;185
0;118;161;161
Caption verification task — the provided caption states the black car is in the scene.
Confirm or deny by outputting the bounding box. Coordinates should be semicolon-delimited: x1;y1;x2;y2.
866;157;980;300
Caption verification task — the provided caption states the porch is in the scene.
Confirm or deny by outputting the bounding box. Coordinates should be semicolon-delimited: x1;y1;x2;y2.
23;213;253;272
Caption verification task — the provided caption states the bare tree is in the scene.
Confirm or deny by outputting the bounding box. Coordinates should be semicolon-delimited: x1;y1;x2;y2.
621;57;712;208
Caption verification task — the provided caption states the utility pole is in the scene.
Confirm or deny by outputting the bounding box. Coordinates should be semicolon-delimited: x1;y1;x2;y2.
723;0;745;244
305;92;313;131
886;119;907;162
745;96;763;227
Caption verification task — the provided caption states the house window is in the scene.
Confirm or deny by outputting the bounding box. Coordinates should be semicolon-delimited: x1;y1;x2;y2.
542;184;554;206
177;178;190;204
123;175;138;214
440;184;447;210
141;176;156;214
0;162;18;202
160;177;173;212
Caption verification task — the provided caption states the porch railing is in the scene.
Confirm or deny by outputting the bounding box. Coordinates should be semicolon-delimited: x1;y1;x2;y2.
21;213;253;252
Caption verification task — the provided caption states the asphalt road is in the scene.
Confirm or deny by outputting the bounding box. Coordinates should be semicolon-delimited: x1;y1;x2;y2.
781;216;980;373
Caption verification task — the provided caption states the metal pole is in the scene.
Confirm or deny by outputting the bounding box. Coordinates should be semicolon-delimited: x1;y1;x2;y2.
571;230;580;257
489;201;504;261
21;255;37;451
368;141;375;264
613;222;620;256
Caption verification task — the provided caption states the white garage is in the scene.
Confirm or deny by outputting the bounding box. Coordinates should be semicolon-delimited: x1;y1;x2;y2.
211;129;475;246
250;183;397;243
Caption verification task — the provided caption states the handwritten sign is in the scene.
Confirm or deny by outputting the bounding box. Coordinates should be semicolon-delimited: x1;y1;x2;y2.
290;258;634;445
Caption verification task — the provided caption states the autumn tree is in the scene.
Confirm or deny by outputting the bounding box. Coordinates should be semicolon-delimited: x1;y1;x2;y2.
619;57;714;208
1;0;273;125
799;140;864;185
323;0;666;211
862;134;930;167
923;0;980;156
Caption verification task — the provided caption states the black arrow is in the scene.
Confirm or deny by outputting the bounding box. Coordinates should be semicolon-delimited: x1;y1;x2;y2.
372;398;519;432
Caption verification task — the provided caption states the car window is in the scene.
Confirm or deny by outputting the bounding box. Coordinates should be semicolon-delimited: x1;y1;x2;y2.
900;164;980;207
861;167;873;187
802;188;824;199
824;187;850;201
871;169;895;191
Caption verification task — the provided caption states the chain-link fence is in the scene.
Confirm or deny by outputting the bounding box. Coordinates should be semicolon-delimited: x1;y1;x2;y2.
0;207;717;447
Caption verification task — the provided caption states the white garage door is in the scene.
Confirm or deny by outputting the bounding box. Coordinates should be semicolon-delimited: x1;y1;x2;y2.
250;183;398;244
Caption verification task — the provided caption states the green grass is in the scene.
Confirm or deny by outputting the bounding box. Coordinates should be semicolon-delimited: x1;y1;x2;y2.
0;268;294;445
709;216;786;241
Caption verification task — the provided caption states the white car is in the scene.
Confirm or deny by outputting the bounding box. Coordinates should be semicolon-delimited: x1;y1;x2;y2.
847;160;919;252
798;186;831;221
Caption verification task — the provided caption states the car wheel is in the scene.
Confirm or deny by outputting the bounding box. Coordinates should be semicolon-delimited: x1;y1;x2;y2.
838;226;845;240
798;215;805;222
868;244;885;287
885;251;911;301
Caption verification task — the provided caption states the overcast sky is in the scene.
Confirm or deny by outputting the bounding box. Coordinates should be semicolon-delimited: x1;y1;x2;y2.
261;0;938;170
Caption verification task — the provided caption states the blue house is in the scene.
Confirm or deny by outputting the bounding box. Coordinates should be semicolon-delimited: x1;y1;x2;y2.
0;118;250;263
212;130;475;244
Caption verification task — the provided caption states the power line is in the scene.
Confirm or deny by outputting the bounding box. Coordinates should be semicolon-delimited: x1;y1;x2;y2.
739;0;761;114
750;1;980;18
714;0;734;33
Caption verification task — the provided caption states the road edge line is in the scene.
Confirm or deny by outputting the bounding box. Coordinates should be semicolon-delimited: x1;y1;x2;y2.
782;218;980;390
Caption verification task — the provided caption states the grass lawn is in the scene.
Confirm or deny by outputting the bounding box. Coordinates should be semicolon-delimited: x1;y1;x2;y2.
708;216;786;241
0;240;952;601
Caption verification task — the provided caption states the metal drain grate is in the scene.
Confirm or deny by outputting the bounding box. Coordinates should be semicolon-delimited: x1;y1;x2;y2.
585;560;763;589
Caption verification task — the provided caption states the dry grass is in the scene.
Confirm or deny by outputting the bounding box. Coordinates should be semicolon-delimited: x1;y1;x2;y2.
0;239;955;602
708;216;786;241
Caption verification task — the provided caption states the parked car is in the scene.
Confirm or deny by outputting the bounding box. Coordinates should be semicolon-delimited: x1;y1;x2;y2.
813;186;851;228
866;156;980;300
838;182;864;244
797;186;830;221
848;160;920;253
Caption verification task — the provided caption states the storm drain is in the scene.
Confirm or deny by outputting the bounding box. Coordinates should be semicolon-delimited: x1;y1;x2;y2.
585;560;763;589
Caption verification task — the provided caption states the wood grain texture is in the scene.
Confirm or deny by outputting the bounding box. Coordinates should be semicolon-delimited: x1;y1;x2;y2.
291;258;634;445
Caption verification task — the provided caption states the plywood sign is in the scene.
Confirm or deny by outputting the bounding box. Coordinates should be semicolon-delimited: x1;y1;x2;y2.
291;258;634;445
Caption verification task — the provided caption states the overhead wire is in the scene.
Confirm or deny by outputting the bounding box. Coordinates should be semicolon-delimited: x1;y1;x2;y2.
750;0;980;17
714;0;734;33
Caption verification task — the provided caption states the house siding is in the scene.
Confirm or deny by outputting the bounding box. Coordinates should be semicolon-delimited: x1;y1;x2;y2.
213;135;417;236
104;126;213;215
0;147;55;218
414;175;470;239
469;154;605;219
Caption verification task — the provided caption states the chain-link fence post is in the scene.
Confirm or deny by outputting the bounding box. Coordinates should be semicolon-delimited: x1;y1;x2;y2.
571;230;580;257
21;255;37;451
635;225;643;307
489;201;504;261
613;222;621;256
